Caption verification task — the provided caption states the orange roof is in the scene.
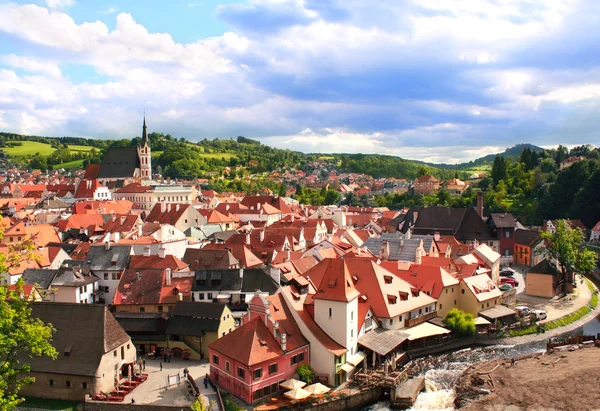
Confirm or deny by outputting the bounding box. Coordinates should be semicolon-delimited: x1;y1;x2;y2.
113;268;192;306
115;183;152;193
202;243;262;268
146;203;191;225
73;200;133;215
56;214;104;231
128;254;189;271
309;259;360;302
209;317;283;366
198;209;239;224
380;261;459;299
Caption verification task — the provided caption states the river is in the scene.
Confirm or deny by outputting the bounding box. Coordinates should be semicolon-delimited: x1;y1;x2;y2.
363;314;600;411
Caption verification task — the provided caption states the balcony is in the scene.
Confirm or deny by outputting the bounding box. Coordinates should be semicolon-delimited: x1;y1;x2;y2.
404;311;437;328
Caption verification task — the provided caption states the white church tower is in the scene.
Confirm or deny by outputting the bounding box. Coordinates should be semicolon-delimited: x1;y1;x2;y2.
138;116;152;182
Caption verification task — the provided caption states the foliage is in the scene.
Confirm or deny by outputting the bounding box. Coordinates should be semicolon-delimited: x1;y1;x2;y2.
443;308;476;336
296;364;315;384
0;280;58;410
591;294;598;309
541;220;598;291
223;399;245;411
294;186;341;206
191;397;212;411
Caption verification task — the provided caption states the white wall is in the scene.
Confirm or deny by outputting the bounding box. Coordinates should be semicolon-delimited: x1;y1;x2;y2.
314;298;358;355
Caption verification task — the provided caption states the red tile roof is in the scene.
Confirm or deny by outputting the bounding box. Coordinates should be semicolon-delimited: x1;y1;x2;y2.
146;203;191;225
128;254;189;271
208;317;283;366
202;243;262;268
113;268;192;306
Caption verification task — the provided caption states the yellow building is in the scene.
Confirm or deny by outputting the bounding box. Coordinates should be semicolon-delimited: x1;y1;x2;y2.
458;274;503;316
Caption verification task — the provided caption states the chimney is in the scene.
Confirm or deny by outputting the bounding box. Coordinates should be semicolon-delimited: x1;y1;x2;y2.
114;232;120;243
144;246;151;256
176;204;180;212
400;238;404;247
239;268;244;279
291;215;295;223
105;242;110;250
136;271;141;280
280;332;287;351
225;204;230;211
259;230;265;242
166;268;172;286
286;249;291;262
406;229;412;240
161;203;166;213
138;224;143;237
434;232;440;242
477;192;484;219
159;247;166;259
357;247;362;256
381;241;390;259
112;213;117;222
416;248;422;265
167;204;172;212
246;233;251;245
177;292;183;301
120;216;126;225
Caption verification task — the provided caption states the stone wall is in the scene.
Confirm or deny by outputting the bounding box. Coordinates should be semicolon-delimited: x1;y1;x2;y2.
278;386;383;411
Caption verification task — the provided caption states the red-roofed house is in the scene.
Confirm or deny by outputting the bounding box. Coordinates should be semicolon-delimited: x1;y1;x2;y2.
74;179;111;200
413;175;440;195
208;293;309;404
146;203;207;233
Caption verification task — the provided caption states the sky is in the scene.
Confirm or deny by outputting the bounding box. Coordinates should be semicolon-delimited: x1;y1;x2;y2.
0;0;599;163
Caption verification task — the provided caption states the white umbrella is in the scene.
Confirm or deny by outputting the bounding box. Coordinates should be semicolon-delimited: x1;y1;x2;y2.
280;379;306;390
304;383;330;395
284;387;311;400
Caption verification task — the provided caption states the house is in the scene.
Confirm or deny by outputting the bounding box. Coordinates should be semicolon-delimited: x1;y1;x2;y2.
197;209;239;231
488;213;518;263
112;268;192;313
513;229;543;267
403;207;498;252
362;234;426;262
86;244;132;305
381;261;460;317
559;156;585;171
445;178;468;195
167;301;235;361
590;221;600;243
458;274;502;316
183;248;241;270
208;292;309;404
2;222;61;247
413;175;440;195
18;303;135;401
113;183;197;211
202;244;264;268
74;179;111;200
50;261;99;304
145;203;207;233
190;268;280;317
525;259;563;298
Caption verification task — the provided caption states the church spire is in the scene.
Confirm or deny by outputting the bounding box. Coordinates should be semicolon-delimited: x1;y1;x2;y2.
142;114;148;146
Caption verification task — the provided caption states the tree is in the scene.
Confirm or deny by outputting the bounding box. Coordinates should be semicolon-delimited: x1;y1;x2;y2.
541;220;597;292
1;280;58;409
443;308;476;336
417;165;430;177
296;364;315;384
191;397;213;411
491;155;507;187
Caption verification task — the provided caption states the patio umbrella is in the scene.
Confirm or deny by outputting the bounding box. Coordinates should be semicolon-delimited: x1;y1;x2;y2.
284;387;311;400
304;383;330;395
280;379;306;390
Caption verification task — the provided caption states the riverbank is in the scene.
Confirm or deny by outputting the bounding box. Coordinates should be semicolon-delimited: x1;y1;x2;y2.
455;345;600;410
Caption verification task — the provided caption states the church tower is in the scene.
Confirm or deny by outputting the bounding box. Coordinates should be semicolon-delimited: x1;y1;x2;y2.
138;116;152;182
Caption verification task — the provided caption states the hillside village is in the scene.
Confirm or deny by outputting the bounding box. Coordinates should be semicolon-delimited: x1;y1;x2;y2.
2;119;599;410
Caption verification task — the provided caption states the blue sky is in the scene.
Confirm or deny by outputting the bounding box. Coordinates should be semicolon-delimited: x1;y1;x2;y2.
0;0;599;163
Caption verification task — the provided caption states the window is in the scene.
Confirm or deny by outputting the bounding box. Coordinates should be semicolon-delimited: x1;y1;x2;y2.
269;363;278;374
127;344;130;350
114;351;117;357
461;289;465;294
158;306;163;312
82;382;88;389
254;368;262;380
482;304;484;309
439;304;442;310
207;293;213;299
445;289;448;294
66;381;71;388
226;361;230;372
298;352;304;362
454;300;457;305
49;379;54;386
329;308;332;317
104;273;109;280
390;318;394;325
212;354;219;365
199;293;205;300
238;367;245;379
140;307;145;312
351;311;354;321
350;329;353;338
121;346;125;359
185;219;188;224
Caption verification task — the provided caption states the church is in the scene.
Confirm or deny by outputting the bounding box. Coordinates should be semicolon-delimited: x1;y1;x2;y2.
92;117;153;187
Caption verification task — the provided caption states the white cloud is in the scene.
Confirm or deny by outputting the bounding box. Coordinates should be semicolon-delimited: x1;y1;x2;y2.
46;0;75;9
98;6;118;15
2;54;62;79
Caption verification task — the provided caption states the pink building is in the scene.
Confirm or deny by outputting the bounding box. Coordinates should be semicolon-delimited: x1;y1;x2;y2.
208;293;309;404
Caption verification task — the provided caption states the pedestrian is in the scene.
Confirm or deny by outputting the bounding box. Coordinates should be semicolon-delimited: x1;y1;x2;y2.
511;358;515;367
131;398;136;404
142;358;146;371
203;377;208;389
160;362;163;371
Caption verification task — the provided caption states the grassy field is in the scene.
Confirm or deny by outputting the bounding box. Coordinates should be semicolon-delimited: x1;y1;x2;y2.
199;152;236;160
460;164;492;175
67;144;95;152
55;159;85;169
1;141;56;157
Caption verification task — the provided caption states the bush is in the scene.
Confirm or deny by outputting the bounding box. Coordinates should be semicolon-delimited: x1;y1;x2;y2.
224;399;244;411
296;364;315;384
591;294;598;309
443;308;476;336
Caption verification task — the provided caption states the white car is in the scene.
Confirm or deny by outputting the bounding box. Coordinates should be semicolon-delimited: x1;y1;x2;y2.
515;306;530;317
531;309;547;321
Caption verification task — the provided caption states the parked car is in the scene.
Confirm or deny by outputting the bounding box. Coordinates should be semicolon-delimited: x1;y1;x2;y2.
515;306;530;317
531;309;547;321
500;277;519;287
500;268;515;277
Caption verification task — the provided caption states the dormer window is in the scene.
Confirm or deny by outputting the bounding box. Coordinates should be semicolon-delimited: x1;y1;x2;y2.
387;295;397;304
384;275;393;284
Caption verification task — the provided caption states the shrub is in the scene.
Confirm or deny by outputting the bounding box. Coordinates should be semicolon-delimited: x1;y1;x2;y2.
224;399;244;411
296;364;315;384
443;308;476;336
591;294;598;309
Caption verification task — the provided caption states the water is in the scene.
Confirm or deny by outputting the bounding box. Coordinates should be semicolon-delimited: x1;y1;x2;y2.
364;341;547;411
